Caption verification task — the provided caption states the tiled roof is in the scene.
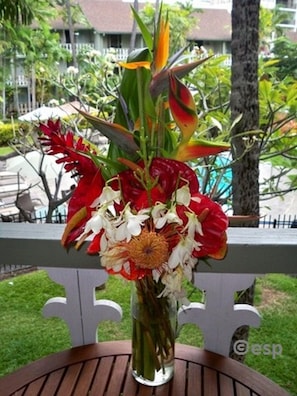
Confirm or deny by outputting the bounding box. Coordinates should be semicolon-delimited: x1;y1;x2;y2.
77;0;232;40
78;0;141;33
189;9;232;41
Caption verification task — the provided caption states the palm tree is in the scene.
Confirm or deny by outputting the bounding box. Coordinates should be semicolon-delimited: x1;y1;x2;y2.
129;0;139;52
0;0;34;25
230;0;261;361
0;0;57;117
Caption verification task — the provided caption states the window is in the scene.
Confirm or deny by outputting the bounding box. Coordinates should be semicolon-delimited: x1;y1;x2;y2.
107;34;122;48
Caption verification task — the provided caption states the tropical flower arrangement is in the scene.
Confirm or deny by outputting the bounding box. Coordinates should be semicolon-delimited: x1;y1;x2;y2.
39;5;229;385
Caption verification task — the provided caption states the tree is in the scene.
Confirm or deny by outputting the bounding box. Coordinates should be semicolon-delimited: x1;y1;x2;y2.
229;0;261;361
129;0;139;52
55;0;89;68
272;36;297;79
0;0;59;117
0;0;35;25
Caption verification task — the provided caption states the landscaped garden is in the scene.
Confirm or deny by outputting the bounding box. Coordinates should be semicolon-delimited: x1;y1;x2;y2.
0;270;296;395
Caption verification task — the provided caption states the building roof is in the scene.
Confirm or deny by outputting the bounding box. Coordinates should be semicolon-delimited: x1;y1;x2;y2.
77;0;232;40
189;9;231;41
78;0;140;34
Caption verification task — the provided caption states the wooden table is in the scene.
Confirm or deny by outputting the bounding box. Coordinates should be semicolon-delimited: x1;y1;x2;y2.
0;341;289;396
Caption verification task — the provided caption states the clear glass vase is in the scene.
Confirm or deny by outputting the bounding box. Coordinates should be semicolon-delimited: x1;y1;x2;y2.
131;278;177;386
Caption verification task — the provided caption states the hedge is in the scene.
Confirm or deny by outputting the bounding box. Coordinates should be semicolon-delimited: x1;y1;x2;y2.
0;122;30;146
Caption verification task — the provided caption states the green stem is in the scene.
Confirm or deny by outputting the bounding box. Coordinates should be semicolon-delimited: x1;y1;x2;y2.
136;67;148;163
132;279;176;381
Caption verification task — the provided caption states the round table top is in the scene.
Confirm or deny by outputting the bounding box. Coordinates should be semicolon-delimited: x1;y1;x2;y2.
0;341;289;396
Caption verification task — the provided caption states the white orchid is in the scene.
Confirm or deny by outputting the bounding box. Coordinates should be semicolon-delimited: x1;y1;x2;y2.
168;235;200;269
174;185;191;206
159;267;190;305
151;202;182;229
184;211;203;239
114;205;150;241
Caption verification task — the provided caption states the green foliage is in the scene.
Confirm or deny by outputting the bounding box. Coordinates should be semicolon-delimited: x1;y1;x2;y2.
0;122;30;145
52;48;121;111
0;123;14;145
271;36;297;80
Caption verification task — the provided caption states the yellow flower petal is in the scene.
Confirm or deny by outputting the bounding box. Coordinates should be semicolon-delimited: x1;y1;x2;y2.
118;61;151;70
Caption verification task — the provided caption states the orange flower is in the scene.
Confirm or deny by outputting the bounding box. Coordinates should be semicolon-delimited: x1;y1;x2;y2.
153;16;169;72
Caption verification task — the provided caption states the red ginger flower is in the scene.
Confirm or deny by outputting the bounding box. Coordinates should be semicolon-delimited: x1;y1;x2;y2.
39;119;105;246
39;119;98;176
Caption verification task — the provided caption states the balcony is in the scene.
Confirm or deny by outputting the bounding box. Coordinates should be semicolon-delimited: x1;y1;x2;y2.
1;223;296;344
0;223;296;394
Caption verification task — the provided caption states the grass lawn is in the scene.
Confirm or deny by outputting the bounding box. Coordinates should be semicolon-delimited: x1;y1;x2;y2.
0;146;14;157
0;270;296;395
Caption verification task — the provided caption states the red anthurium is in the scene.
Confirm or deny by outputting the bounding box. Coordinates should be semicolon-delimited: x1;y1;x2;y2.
168;72;198;143
189;193;228;259
113;158;199;210
107;261;150;281
61;170;105;247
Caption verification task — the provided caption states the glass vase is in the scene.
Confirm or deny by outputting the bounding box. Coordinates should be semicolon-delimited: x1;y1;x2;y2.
131;278;177;386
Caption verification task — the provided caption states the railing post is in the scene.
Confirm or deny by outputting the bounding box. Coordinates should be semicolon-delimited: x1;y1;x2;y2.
42;267;122;347
178;273;261;356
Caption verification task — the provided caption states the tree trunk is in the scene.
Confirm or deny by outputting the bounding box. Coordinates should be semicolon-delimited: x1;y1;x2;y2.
65;0;77;67
129;0;139;52
230;0;260;362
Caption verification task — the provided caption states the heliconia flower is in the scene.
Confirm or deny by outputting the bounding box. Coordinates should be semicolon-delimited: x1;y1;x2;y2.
168;72;198;143
39;120;106;247
173;140;230;162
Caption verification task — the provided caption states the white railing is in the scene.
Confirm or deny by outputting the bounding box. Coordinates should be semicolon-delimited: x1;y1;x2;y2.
102;47;129;61
60;43;95;53
2;224;295;273
6;75;28;87
1;223;296;354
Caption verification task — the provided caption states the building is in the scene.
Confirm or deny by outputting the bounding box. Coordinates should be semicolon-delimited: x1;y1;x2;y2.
4;0;297;116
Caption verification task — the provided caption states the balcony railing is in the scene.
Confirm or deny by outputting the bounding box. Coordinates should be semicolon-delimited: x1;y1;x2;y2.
60;42;95;53
2;224;296;272
1;223;296;354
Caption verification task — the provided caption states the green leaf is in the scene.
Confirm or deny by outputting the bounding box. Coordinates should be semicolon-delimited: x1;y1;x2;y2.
115;48;152;128
131;6;153;50
77;109;139;156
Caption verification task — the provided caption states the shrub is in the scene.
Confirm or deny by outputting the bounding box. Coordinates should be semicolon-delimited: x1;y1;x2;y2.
0;122;30;146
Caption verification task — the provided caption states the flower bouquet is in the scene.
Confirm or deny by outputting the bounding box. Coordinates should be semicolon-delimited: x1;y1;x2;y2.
39;4;229;386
